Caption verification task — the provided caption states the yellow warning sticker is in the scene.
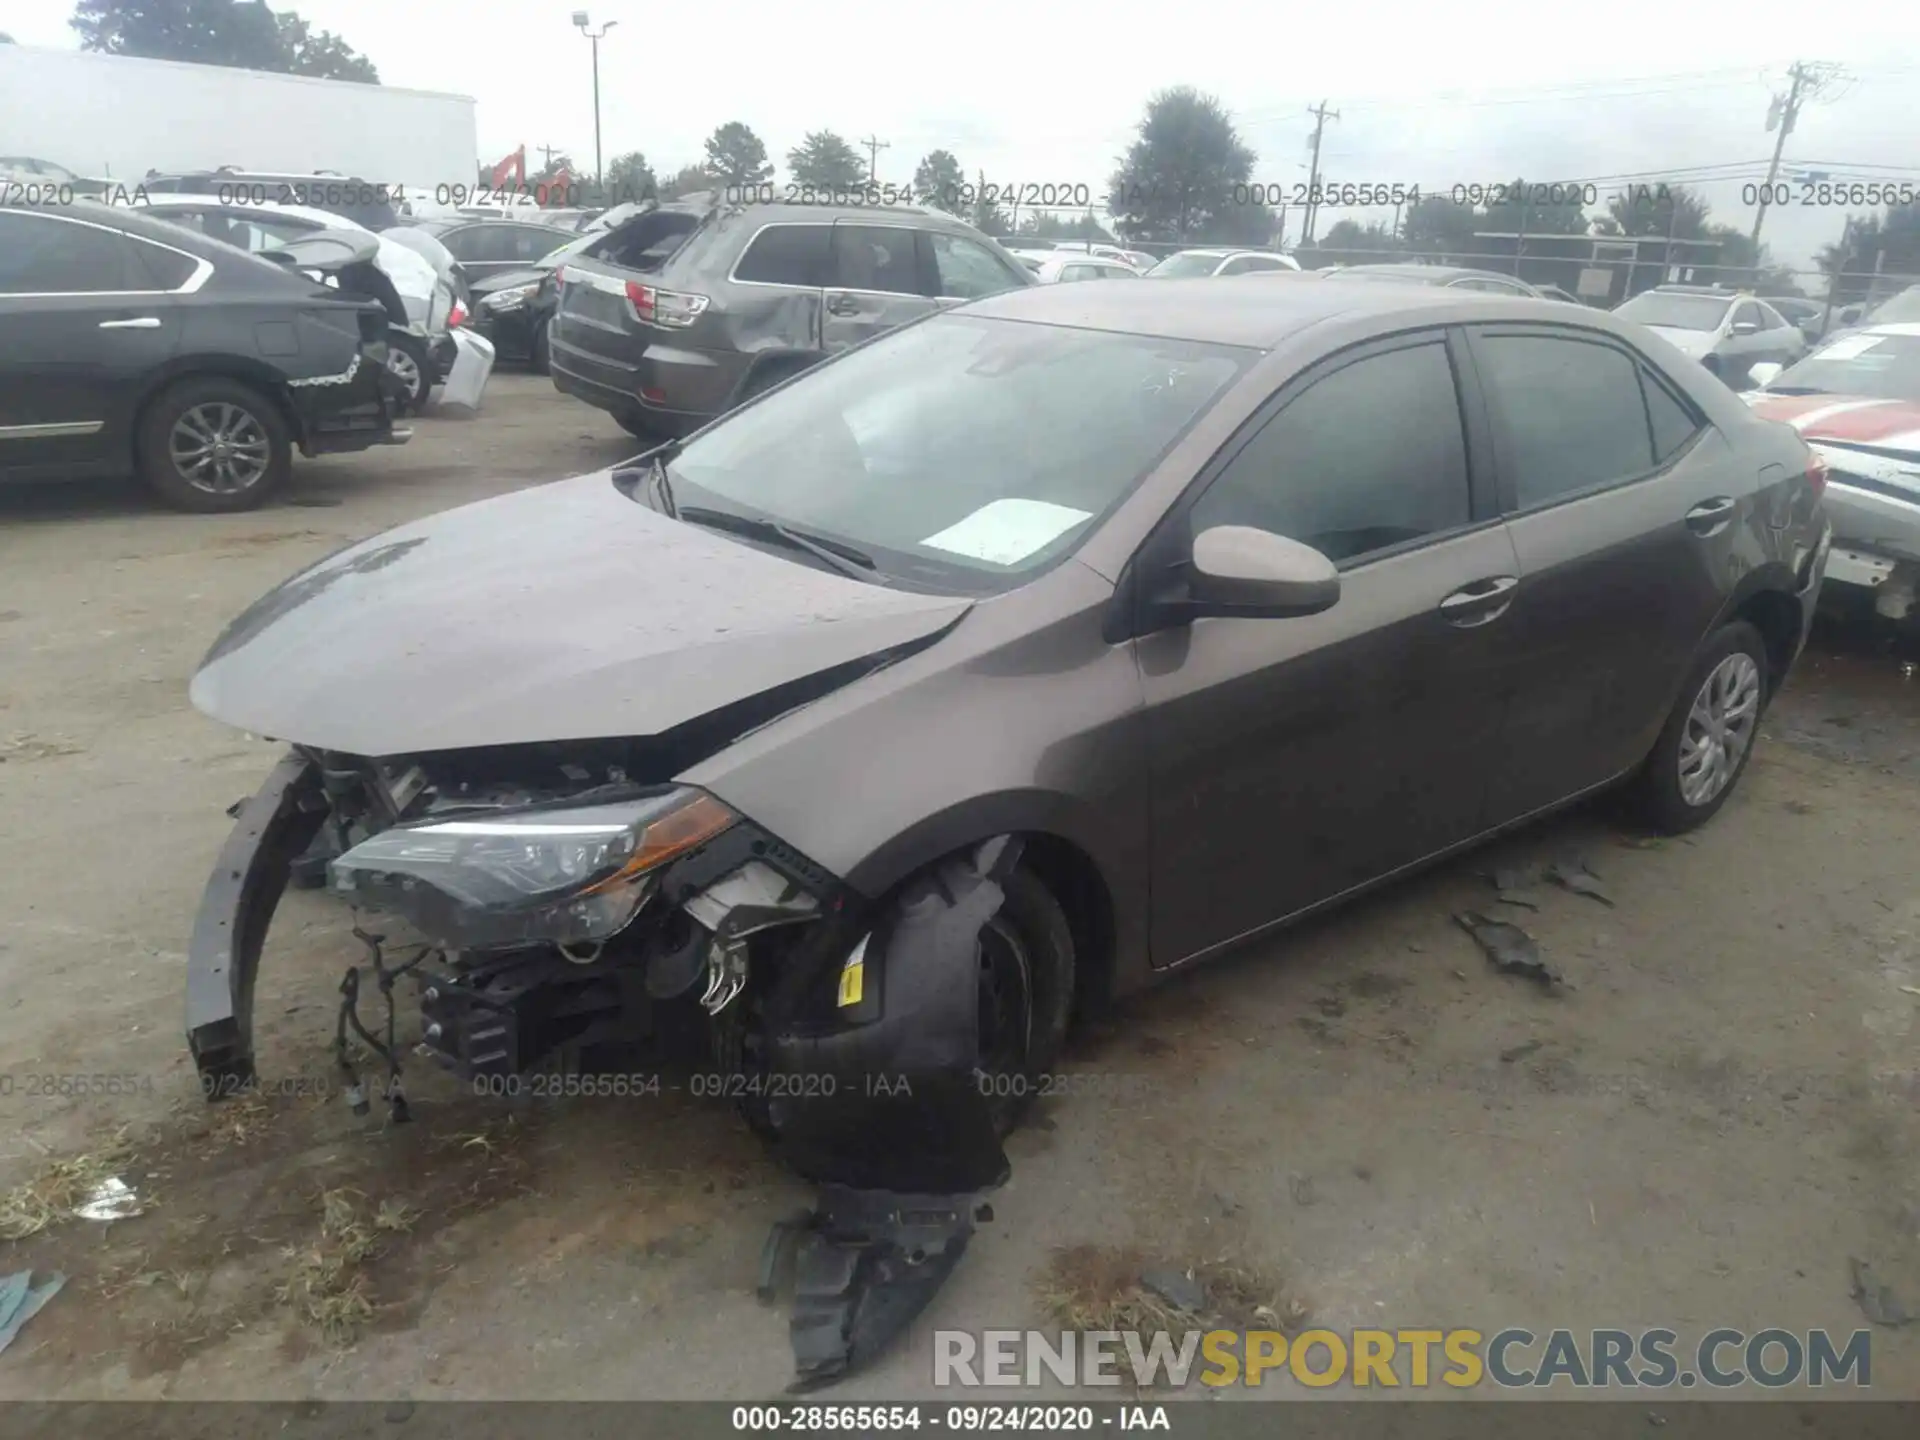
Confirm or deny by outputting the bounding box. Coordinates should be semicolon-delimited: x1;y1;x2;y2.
837;935;870;1008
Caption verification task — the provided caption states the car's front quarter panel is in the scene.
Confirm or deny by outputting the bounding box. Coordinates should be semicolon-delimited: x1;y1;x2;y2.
679;558;1154;995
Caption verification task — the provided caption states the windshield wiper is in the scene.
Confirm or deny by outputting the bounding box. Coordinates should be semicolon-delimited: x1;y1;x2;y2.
676;506;883;582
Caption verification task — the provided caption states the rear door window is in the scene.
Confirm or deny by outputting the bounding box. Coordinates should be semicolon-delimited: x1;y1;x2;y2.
926;231;1027;299
1642;369;1704;462
1472;330;1659;510
130;238;200;291
732;223;831;286
830;224;923;296
0;212;144;293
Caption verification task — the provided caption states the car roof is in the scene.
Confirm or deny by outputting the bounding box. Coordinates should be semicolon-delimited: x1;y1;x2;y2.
962;273;1586;348
134;193;370;234
25;197;237;253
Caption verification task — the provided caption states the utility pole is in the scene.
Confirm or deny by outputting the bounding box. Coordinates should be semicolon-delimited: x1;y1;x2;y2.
537;144;562;173
859;134;891;184
1301;101;1339;245
1750;61;1844;251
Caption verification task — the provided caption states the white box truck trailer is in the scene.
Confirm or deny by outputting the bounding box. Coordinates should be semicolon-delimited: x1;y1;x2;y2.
0;45;477;193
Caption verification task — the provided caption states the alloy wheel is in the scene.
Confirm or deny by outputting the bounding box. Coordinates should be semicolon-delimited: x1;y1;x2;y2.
1677;652;1761;807
169;403;271;495
386;346;423;401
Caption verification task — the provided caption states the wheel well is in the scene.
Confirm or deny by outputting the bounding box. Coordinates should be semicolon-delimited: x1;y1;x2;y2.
1733;588;1801;694
132;364;301;460
1018;833;1116;1012
740;352;817;401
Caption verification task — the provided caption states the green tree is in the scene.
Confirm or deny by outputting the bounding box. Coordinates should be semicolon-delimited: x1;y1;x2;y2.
1606;182;1710;238
965;170;1009;237
1019;211;1118;244
659;163;714;200
786;130;865;190
1403;194;1480;255
913;149;965;213
1479;177;1589;238
71;0;377;82
703;122;772;187
1303;218;1403;268
602;151;656;205
1107;86;1256;243
273;10;376;81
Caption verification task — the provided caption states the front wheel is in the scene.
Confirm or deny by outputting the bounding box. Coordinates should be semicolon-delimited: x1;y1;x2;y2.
974;868;1076;1133
530;317;552;376
136;377;291;513
1629;621;1769;833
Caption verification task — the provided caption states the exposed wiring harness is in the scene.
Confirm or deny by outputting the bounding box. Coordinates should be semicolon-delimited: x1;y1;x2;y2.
335;927;430;1122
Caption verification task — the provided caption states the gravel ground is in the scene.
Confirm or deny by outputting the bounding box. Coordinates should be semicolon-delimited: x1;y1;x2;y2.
1;374;1917;1402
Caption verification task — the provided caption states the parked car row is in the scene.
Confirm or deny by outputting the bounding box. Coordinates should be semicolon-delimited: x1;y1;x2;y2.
0;201;412;511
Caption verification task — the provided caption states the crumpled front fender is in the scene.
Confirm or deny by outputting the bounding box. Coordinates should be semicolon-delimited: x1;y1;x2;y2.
185;751;327;1096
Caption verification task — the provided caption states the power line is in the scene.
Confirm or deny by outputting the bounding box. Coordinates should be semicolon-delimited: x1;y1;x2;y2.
1751;61;1849;247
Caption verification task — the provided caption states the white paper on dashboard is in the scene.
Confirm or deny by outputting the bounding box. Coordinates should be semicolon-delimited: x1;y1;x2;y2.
1816;334;1885;361
919;498;1094;566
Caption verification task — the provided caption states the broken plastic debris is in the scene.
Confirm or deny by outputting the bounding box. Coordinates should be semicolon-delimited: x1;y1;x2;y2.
0;1271;65;1356
1849;1256;1917;1327
1547;859;1614;908
73;1177;142;1222
1494;888;1543;910
1140;1266;1207;1314
1455;912;1568;991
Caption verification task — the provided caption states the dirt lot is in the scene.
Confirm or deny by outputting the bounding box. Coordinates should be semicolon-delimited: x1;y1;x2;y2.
2;374;1918;1401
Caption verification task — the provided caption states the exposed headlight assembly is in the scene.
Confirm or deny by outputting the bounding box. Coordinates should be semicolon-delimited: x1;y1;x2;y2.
329;787;736;950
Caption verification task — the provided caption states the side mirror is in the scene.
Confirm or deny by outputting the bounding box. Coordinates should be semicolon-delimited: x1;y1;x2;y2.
1189;525;1340;618
1730;319;1758;335
1748;362;1784;388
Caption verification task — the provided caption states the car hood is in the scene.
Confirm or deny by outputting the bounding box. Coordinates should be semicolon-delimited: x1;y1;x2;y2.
1642;325;1716;357
190;471;973;757
1745;392;1920;453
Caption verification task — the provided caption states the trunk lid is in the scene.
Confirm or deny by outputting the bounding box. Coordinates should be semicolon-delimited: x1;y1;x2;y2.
553;200;712;363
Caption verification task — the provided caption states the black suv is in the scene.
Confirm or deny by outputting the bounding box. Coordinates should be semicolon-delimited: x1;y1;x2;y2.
0;202;409;512
549;194;1035;439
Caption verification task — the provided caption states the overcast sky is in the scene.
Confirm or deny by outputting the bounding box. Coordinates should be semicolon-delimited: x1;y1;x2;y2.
5;0;1918;268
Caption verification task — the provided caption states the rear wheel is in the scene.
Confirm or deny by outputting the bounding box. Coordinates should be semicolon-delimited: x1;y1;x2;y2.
136;376;290;513
385;331;431;413
1629;621;1769;832
530;318;552;375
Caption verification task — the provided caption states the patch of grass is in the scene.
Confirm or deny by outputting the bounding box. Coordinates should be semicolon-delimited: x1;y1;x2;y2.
1035;1244;1306;1335
276;1188;405;1345
0;1131;137;1240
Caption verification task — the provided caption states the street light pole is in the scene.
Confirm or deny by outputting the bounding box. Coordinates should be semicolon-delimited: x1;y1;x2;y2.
571;12;618;191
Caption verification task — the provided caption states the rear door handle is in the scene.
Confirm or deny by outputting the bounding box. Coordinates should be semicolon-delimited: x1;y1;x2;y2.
99;317;162;330
1685;496;1737;536
825;293;861;317
1438;575;1518;627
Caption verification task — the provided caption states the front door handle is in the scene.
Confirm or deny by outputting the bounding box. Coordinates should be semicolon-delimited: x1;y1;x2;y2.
824;293;861;317
1685;496;1737;536
99;317;162;330
1438;575;1518;627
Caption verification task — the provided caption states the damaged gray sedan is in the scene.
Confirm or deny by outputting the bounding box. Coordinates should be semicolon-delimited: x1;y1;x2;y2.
186;277;1829;1384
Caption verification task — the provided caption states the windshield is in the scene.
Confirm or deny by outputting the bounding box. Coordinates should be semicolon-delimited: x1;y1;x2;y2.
1615;292;1733;331
1763;332;1920;401
662;314;1251;592
1866;289;1920;324
1146;252;1226;278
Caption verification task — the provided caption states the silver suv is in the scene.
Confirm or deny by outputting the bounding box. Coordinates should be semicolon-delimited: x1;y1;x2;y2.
550;194;1035;440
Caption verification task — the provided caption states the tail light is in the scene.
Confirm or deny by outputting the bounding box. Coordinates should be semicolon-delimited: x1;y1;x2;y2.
623;279;709;328
448;301;467;329
1805;449;1829;501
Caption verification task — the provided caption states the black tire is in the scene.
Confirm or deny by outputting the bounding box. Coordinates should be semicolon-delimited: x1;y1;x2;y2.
976;867;1076;1133
385;331;432;414
1629;620;1770;833
135;376;291;513
530;318;552;376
